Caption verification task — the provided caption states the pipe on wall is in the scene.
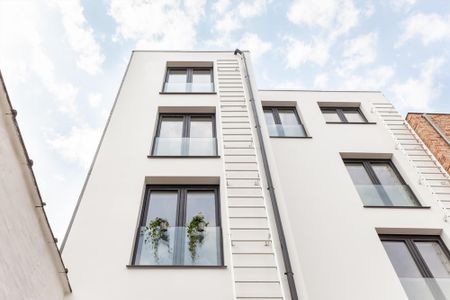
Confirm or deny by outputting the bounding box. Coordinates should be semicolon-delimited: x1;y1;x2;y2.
234;49;299;300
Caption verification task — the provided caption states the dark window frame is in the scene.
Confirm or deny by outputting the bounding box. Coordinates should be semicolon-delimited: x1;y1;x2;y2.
344;159;421;207
131;185;224;267
321;107;369;123
162;67;215;93
263;106;308;137
380;235;450;299
151;113;218;157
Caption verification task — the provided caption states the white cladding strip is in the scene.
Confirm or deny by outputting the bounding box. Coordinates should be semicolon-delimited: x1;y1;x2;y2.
373;103;450;219
217;59;286;299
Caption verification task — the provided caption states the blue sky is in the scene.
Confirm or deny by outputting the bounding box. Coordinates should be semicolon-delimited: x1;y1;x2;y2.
0;0;449;241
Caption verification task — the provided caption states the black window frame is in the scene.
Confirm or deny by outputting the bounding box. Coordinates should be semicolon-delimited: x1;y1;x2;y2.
131;185;224;267
380;235;450;299
344;159;421;207
321;107;369;124
263;106;309;138
151;113;218;157
162;67;215;94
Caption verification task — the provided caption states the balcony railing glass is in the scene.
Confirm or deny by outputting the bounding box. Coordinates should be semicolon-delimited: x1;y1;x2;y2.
267;124;307;137
163;82;214;93
153;137;217;156
355;184;420;206
134;226;222;266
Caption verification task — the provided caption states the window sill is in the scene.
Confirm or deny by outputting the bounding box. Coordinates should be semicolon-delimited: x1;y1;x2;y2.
326;122;377;125
127;265;227;269
269;136;312;139
148;155;221;158
159;92;217;95
363;205;430;209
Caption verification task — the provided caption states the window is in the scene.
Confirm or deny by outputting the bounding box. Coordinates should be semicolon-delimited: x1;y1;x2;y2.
381;235;450;299
132;186;223;266
163;67;214;93
152;114;217;156
263;107;307;137
321;107;368;123
344;159;420;207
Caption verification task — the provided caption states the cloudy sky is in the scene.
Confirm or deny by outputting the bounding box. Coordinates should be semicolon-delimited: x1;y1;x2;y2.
0;0;449;241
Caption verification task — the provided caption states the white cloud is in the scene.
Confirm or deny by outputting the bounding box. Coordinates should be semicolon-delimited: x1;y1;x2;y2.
288;0;359;36
109;0;206;49
313;74;329;89
88;93;103;108
389;0;416;11
213;0;230;14
55;0;105;75
0;2;79;116
338;65;395;90
398;13;450;46
239;33;272;59
340;32;378;71
285;0;359;68
47;125;102;169
391;57;445;110
284;37;330;68
238;0;269;18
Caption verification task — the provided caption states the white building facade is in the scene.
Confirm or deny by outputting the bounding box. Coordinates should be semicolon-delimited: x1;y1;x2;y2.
62;51;450;300
0;71;71;300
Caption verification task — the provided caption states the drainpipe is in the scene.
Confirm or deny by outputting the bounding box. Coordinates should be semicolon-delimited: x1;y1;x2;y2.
234;49;299;300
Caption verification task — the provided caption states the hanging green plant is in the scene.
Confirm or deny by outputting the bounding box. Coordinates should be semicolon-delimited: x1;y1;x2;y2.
187;213;209;262
143;217;170;262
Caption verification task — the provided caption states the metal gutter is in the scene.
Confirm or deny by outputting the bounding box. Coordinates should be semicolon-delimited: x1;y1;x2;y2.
0;70;71;292
234;49;299;300
422;113;450;147
258;89;382;93
61;52;134;251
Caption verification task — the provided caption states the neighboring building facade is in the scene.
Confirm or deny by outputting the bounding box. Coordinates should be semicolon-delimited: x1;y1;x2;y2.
0;71;71;299
407;113;450;174
61;51;450;300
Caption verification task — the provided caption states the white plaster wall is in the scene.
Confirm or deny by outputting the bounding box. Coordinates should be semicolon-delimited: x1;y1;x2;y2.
62;51;236;300
257;90;450;300
0;83;66;299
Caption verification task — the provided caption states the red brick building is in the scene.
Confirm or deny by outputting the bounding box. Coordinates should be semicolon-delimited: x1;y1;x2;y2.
406;113;450;174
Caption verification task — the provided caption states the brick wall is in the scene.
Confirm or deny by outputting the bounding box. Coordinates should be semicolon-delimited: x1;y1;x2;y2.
407;113;450;174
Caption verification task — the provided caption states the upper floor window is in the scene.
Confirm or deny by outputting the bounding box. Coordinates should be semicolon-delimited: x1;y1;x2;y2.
163;67;214;93
132;185;223;266
321;107;368;123
152;113;217;157
344;159;420;207
263;107;307;137
381;235;450;299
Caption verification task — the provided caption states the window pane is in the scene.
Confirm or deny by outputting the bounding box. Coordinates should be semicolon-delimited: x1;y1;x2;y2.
192;69;211;83
135;191;178;265
382;241;422;278
343;110;366;123
345;163;373;185
159;117;183;137
184;191;220;265
371;163;402;185
382;241;435;300
322;110;341;122
189;118;213;138
278;109;300;125
346;162;385;205
186;191;217;226
264;110;276;125
416;242;450;278
167;69;187;83
145;191;178;225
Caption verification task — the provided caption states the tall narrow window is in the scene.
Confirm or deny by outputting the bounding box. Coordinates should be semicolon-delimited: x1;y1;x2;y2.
152;114;217;156
133;186;222;266
263;107;307;137
163;67;214;93
381;235;450;299
344;159;420;207
321;107;368;123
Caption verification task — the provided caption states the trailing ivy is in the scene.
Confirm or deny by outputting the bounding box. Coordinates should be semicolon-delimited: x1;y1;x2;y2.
186;213;209;262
